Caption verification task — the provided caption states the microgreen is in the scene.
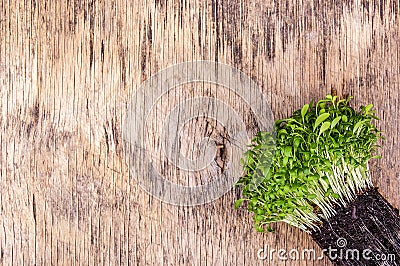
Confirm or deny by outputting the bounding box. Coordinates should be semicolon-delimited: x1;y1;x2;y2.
235;95;383;233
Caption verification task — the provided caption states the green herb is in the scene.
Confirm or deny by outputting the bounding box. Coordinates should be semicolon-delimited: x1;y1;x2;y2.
235;95;383;233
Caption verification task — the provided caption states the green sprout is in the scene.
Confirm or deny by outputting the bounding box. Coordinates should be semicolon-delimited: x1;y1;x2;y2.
235;95;383;233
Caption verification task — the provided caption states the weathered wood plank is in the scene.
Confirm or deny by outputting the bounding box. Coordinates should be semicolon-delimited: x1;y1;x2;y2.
1;0;399;265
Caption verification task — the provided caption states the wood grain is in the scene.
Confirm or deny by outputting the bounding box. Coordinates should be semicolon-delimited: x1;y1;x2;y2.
1;0;399;265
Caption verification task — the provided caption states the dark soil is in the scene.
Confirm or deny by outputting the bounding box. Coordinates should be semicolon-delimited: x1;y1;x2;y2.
312;188;400;266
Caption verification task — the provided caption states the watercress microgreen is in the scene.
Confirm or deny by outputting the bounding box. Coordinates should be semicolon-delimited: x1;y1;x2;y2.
235;95;383;233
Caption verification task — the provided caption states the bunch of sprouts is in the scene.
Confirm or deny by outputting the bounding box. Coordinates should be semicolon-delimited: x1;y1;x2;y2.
235;95;382;233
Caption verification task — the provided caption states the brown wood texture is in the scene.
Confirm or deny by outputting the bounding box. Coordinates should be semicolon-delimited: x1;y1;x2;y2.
1;0;400;265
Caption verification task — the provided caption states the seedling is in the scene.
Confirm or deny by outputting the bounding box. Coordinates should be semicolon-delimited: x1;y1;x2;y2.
235;95;400;265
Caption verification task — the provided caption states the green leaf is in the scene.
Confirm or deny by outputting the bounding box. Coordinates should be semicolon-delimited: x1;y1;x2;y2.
278;129;288;136
324;190;331;198
331;116;341;129
283;146;292;157
255;224;265;233
319;122;331;135
307;175;317;182
314;113;330;131
255;215;264;221
301;104;309;120
282;156;289;166
331;193;341;199
301;186;309;193
308;194;317;199
283;185;290;193
256;208;265;215
234;199;245;209
353;120;364;134
293;137;301;148
365;104;373;113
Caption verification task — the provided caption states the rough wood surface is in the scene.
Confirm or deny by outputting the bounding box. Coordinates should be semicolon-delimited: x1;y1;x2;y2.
1;0;399;265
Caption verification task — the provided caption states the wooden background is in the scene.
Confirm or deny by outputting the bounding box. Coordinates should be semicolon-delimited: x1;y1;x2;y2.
1;0;400;265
